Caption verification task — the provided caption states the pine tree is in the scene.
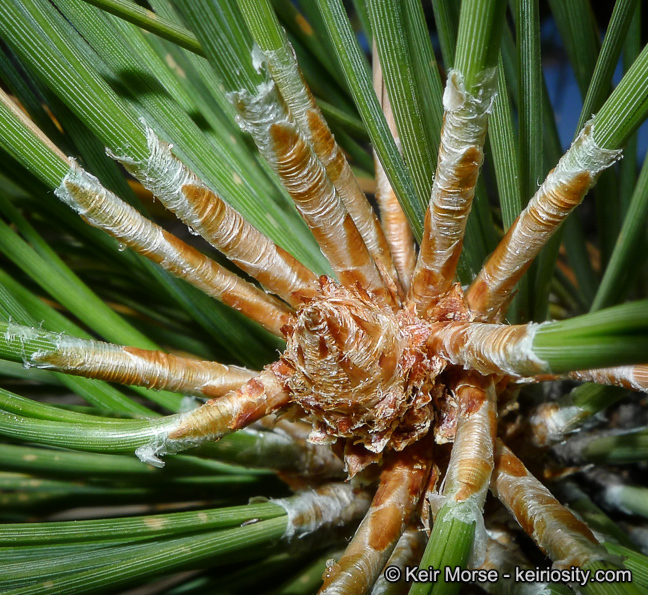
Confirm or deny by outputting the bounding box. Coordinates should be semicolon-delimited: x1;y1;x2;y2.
0;1;647;593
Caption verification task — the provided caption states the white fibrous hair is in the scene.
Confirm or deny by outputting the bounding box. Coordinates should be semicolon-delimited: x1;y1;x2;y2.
134;413;202;469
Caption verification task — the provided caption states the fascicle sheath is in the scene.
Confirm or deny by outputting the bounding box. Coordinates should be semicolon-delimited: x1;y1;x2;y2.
527;367;648;446
55;162;294;336
409;68;497;313
491;440;610;569
569;365;648;393
16;325;256;399
373;51;416;292
375;158;416;293
527;401;588;447
428;375;496;567
320;440;433;595
262;44;398;285
553;426;648;466
585;469;639;518
231;81;390;303
476;527;554;595
254;417;345;478
162;364;292;452
442;376;497;501
272;482;372;541
467;121;622;320
370;527;427;595
110;123;319;306
426;321;549;377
